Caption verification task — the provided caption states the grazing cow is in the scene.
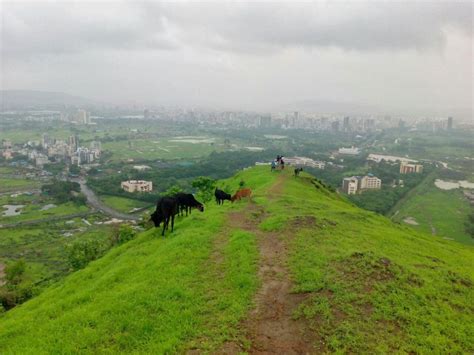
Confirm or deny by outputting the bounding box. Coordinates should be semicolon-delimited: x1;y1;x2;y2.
231;188;252;202
294;167;303;177
150;197;178;236
174;193;204;216
215;188;231;205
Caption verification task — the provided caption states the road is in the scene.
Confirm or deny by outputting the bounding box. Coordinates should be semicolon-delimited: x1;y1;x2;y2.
73;179;140;221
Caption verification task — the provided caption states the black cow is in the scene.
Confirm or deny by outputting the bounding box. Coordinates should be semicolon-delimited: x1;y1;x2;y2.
174;193;204;216
150;197;178;236
294;167;303;177
215;188;231;205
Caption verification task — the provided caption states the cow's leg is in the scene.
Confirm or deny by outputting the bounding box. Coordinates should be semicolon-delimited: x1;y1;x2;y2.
161;217;167;236
171;214;175;233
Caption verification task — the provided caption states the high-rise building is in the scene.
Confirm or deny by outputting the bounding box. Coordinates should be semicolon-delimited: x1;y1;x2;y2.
68;135;79;152
447;117;453;130
343;116;350;131
259;115;272;128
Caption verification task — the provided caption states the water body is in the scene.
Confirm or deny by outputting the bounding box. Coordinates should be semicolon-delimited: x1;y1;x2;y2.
2;205;25;217
434;179;474;190
41;204;57;211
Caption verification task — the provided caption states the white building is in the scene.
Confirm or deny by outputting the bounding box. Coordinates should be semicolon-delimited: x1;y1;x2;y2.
133;165;151;171
342;174;381;194
121;180;153;193
284;156;326;169
360;175;382;190
367;154;417;164
338;146;360;155
342;177;359;195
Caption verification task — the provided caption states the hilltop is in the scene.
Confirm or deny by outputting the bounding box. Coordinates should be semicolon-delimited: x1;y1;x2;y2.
0;166;472;353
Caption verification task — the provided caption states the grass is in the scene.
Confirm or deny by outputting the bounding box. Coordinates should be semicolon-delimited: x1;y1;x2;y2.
99;195;149;213
0;178;39;192
390;173;473;245
0;166;472;353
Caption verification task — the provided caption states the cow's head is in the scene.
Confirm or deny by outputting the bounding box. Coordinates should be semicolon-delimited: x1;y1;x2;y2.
197;204;204;212
150;211;163;227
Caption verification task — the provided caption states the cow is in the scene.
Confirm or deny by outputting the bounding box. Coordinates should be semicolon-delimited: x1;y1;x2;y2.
215;188;232;205
174;193;204;216
294;167;303;177
231;188;252;202
150;196;178;236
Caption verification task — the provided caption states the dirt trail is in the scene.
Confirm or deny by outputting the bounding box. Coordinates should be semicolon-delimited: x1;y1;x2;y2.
219;172;315;354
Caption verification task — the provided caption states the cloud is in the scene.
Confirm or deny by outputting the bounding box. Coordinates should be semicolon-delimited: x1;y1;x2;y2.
2;1;472;58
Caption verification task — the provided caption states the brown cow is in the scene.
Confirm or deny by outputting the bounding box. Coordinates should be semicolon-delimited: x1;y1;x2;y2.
231;188;252;202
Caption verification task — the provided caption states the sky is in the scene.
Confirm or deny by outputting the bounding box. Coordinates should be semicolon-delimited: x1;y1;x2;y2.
1;0;473;116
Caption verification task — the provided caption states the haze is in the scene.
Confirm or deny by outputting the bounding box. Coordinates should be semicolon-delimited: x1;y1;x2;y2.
1;1;473;116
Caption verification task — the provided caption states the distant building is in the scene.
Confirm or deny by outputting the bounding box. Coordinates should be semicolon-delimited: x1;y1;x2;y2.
342;177;359;195
133;165;151;171
77;109;91;124
259;115;272;128
367;154;417;164
284;156;325;169
343;116;350;131
360;175;382;190
400;162;423;174
121;180;153;193
447;117;453;130
338;146;360;155
342;174;381;194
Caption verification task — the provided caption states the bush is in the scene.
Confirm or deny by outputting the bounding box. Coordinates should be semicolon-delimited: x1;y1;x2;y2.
67;238;107;270
5;260;26;286
110;224;137;246
192;176;216;203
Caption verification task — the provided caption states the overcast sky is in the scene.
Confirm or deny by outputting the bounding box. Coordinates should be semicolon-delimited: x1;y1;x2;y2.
1;1;472;115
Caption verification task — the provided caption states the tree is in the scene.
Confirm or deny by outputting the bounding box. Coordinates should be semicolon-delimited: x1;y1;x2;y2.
69;164;81;175
192;176;216;203
163;184;183;197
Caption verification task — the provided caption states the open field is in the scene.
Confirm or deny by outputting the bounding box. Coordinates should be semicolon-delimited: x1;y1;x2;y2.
391;174;473;245
0;178;40;193
0;167;472;353
99;195;149;213
102;137;223;161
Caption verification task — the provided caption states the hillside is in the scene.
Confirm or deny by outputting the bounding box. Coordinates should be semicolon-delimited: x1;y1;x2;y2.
0;167;473;353
0;90;101;109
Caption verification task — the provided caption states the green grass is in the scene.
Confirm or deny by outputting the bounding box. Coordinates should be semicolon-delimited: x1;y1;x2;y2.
102;138;222;162
0;178;39;192
391;174;473;245
99;195;149;213
0;167;472;353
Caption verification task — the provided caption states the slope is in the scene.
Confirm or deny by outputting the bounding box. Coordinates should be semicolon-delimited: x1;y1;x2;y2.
0;166;473;354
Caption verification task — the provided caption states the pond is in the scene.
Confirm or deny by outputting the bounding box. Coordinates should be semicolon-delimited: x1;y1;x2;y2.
2;205;25;217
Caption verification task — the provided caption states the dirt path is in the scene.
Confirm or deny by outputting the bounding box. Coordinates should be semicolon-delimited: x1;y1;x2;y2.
219;172;315;354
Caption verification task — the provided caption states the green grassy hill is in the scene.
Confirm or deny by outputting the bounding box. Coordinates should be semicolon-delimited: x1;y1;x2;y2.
0;167;473;353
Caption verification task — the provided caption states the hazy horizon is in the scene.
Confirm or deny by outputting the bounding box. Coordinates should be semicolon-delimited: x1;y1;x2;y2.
1;1;473;116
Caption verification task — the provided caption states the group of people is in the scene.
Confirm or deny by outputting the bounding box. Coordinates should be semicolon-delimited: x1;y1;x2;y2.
271;155;285;171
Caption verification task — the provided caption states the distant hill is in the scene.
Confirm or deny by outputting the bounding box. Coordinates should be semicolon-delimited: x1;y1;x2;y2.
0;167;472;353
0;90;102;110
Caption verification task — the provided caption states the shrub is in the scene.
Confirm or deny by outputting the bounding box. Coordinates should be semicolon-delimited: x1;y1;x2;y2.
67;238;107;270
110;224;137;246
